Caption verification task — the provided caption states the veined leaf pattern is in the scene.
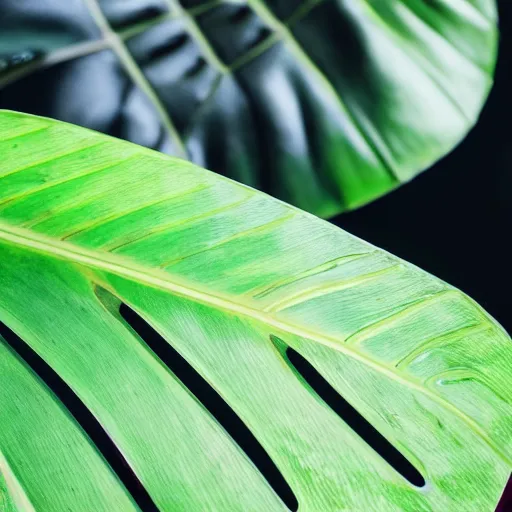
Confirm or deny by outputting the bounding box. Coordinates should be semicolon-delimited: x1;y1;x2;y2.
0;111;510;511
0;0;498;216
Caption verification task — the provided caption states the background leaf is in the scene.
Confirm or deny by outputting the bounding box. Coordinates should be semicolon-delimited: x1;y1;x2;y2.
0;111;510;510
0;0;498;217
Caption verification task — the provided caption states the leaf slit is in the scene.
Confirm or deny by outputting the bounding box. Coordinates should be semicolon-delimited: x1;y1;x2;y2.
0;321;159;512
284;345;425;487
119;303;299;511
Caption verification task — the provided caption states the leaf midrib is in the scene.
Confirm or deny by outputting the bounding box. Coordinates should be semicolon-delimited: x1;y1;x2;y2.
0;220;508;466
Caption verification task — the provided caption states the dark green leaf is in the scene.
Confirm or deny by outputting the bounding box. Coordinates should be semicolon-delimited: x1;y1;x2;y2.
0;0;498;216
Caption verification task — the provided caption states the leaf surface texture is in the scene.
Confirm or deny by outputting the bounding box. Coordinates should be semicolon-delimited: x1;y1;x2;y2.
0;0;499;216
0;111;510;511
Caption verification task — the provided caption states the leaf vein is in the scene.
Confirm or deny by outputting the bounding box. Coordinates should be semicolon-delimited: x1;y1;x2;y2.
0;222;508;466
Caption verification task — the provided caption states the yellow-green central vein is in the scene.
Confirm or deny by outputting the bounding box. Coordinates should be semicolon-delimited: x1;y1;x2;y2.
0;220;508;467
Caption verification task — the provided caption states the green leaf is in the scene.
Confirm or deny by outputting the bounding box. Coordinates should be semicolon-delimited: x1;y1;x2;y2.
0;0;498;217
0;111;510;511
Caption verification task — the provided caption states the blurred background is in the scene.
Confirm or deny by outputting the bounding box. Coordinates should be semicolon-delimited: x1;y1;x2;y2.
340;0;511;335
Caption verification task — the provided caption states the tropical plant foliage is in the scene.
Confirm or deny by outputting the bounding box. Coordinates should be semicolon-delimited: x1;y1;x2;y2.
0;0;498;216
0;111;510;511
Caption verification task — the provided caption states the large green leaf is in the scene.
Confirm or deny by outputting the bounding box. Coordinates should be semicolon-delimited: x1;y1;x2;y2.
0;0;498;217
0;111;511;511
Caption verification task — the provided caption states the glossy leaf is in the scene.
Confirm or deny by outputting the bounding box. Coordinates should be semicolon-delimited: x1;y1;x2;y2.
0;0;498;217
0;111;511;511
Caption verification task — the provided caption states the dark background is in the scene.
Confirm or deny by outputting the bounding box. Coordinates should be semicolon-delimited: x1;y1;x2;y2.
337;0;512;338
